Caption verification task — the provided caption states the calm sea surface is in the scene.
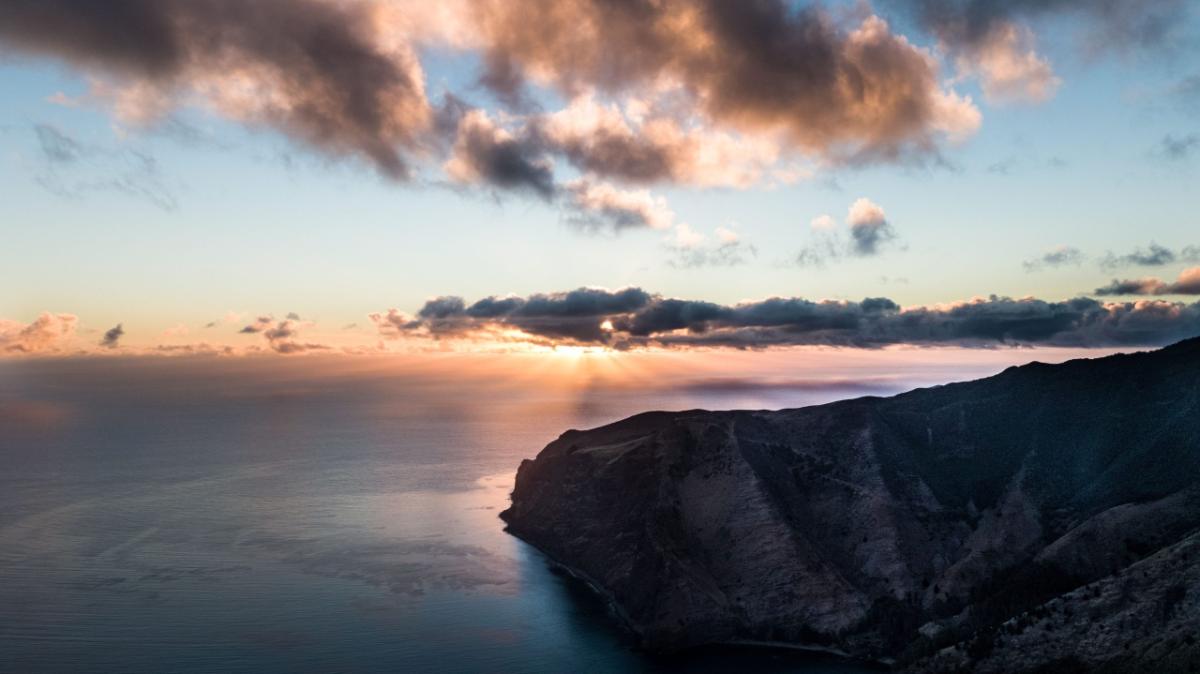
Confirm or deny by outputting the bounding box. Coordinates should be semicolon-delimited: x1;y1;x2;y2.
0;351;1076;673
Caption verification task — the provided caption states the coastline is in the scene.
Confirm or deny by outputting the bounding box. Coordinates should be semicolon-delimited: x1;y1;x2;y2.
500;516;891;670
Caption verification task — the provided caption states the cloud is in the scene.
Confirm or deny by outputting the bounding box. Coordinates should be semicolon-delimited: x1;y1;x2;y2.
3;0;1187;233
367;309;420;340
1023;245;1085;272
0;0;989;197
32;124;177;210
0;313;78;354
888;1;1189;109
666;224;757;269
444;109;555;198
794;197;900;266
846;198;896;256
1099;242;1198;270
538;94;783;188
99;323;125;348
952;21;1060;104
810;214;838;231
1095;267;1200;296
239;316;274;334
36;123;84;163
893;0;1188;56
565;179;675;232
1158;134;1200;161
239;317;329;354
0;0;431;179
441;111;680;232
459;2;983;163
373;287;653;344
372;288;1200;349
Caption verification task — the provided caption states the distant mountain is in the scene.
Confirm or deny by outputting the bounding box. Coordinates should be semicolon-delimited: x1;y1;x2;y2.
501;338;1200;673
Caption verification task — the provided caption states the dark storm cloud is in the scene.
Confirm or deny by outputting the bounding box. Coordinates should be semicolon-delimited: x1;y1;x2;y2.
372;289;1200;349
0;0;430;179
100;323;124;348
1023;246;1085;272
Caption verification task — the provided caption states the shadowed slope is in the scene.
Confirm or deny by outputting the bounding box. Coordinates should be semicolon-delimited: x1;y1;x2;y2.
501;338;1200;671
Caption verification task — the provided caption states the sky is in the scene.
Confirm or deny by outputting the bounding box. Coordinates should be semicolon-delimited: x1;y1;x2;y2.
0;0;1199;357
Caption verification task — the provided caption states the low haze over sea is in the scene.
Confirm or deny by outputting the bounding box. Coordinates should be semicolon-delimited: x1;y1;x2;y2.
0;348;1112;673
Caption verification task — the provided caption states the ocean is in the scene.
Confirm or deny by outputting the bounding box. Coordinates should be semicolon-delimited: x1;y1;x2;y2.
0;349;1095;673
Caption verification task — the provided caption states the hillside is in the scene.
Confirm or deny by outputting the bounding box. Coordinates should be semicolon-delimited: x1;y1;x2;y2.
501;339;1200;671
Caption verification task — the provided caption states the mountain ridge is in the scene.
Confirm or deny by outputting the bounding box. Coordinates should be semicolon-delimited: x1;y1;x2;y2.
500;340;1200;672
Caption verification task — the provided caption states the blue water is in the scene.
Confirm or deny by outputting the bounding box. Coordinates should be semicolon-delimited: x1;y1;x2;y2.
0;355;942;673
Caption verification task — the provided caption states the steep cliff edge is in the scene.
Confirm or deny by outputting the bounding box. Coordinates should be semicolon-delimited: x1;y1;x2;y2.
500;338;1200;672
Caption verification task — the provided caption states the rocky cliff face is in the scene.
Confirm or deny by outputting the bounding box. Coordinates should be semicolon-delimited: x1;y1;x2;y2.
500;338;1200;672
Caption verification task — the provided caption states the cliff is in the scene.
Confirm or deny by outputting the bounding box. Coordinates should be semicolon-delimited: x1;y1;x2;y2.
500;338;1200;672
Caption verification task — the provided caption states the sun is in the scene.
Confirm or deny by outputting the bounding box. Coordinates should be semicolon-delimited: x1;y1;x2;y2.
550;345;605;359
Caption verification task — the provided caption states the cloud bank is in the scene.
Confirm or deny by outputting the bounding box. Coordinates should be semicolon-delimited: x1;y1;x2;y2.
371;287;1200;350
1095;267;1200;296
